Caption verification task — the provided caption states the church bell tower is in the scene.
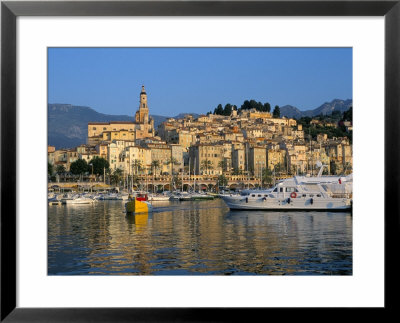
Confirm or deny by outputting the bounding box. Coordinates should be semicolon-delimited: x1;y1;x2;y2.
135;85;149;124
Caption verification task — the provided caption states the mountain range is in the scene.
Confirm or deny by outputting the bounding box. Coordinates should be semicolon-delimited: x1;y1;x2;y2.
48;104;199;149
279;99;352;119
48;99;351;149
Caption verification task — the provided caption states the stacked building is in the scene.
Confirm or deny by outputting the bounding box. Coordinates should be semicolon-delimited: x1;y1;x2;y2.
48;86;353;182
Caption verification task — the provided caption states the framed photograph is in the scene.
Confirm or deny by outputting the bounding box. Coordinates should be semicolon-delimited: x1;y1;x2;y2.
1;0;398;321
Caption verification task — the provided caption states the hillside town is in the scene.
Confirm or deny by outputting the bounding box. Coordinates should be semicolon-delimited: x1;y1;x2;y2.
48;86;353;191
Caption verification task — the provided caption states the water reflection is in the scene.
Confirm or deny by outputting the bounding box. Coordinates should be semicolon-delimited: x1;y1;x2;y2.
48;199;352;275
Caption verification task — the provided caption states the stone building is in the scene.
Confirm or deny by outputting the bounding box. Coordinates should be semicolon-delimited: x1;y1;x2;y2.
87;85;155;146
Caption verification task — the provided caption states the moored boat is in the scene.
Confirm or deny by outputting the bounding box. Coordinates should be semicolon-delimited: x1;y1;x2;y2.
125;195;153;214
48;193;63;205
63;195;95;205
190;192;214;200
147;193;170;201
221;166;352;211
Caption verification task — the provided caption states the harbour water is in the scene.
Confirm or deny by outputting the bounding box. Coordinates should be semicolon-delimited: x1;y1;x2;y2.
48;198;352;275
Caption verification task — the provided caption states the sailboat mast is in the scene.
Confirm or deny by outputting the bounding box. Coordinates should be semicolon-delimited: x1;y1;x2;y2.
189;157;191;192
246;144;249;189
194;157;196;193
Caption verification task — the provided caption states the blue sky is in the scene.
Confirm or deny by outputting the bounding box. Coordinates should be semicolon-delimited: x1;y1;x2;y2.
48;47;352;117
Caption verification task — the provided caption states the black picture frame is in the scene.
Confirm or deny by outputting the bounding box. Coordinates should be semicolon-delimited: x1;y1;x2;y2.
1;1;399;321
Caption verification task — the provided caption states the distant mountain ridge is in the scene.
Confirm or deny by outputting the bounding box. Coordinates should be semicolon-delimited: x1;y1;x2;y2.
48;99;352;149
280;99;352;119
48;104;197;149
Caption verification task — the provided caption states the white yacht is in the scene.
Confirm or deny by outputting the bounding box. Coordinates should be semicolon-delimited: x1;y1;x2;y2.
63;194;95;205
221;166;352;211
148;193;170;202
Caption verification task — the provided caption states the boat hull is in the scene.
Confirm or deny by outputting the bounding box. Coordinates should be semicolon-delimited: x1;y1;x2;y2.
191;195;214;200
64;199;94;205
148;196;170;201
125;199;153;214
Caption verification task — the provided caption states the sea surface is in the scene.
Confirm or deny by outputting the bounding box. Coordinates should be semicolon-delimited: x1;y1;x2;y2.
48;198;352;275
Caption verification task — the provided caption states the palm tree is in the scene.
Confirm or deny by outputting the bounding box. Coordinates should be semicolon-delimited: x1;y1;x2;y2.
111;168;123;187
131;159;142;175
129;159;143;191
165;157;180;191
343;162;352;175
232;168;243;176
216;174;228;190
165;157;180;176
151;160;160;176
218;159;228;174
200;159;213;175
151;160;160;193
262;168;273;187
172;175;182;191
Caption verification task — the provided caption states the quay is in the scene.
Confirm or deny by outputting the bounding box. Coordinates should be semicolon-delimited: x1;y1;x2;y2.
48;174;292;193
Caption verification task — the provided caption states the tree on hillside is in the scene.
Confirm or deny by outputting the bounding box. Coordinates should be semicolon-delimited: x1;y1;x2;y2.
240;100;251;110
223;104;233;116
263;102;271;112
331;110;342;120
273;105;280;118
343;106;352;122
213;104;224;115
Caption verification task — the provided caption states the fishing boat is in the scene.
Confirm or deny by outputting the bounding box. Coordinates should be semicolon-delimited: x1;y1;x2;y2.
125;194;153;214
221;165;352;211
